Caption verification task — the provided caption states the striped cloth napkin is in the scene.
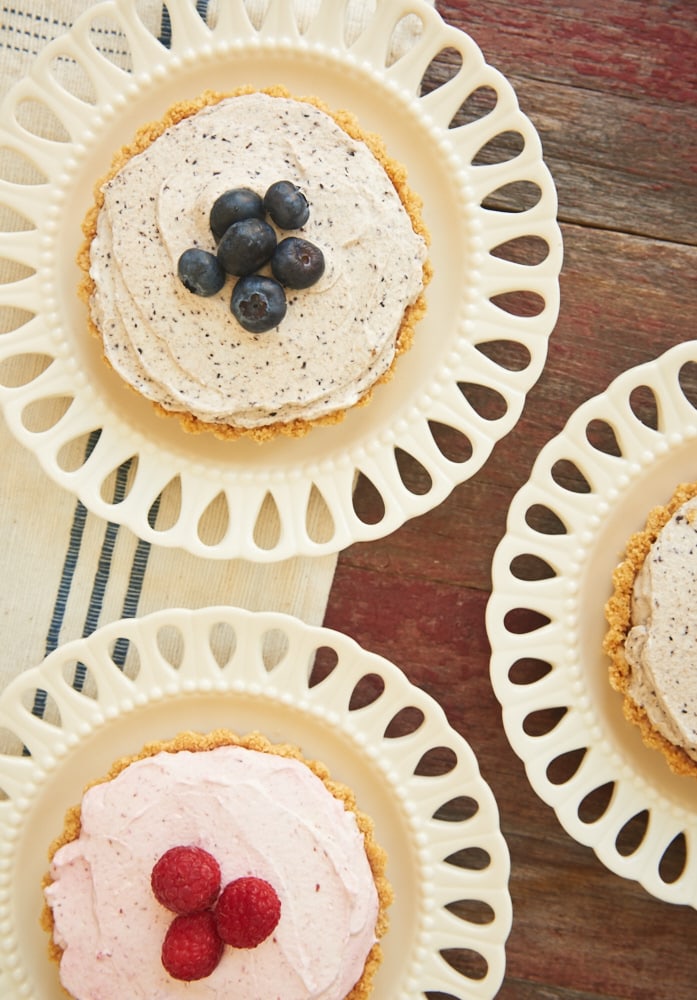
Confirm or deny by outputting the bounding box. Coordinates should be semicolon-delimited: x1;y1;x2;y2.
0;1;428;722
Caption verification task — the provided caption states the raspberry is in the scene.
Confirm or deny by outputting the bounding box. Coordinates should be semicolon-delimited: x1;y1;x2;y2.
161;910;223;981
151;845;221;915
214;876;281;948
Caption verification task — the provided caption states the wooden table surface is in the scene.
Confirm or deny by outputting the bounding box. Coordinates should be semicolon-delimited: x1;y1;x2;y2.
324;3;697;998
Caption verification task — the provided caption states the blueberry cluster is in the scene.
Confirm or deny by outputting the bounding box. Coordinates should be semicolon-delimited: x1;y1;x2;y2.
177;181;325;334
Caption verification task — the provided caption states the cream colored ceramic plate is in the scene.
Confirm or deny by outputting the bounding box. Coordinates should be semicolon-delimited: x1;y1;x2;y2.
0;0;561;560
487;341;697;907
0;605;511;999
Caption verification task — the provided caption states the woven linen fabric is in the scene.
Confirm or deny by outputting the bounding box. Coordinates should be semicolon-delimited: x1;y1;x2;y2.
0;0;430;718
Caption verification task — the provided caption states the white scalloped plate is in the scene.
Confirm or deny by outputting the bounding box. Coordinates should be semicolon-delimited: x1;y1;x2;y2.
487;341;697;906
0;0;561;561
0;605;511;999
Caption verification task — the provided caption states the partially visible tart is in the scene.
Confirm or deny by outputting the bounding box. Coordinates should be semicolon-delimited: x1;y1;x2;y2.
78;86;431;441
42;729;392;1000
604;482;697;777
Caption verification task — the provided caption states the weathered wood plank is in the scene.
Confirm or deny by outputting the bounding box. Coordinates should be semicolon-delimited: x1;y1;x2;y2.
325;557;697;1000
483;76;696;243
437;0;697;107
422;32;696;242
326;3;697;997
340;222;697;589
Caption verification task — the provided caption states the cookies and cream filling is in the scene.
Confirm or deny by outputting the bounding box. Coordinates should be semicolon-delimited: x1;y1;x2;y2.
624;495;697;762
88;91;428;432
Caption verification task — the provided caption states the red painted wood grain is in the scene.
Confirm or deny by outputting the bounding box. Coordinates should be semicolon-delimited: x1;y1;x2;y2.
325;2;697;997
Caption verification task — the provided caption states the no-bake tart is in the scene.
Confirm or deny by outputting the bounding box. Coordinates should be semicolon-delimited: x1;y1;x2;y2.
604;481;697;777
79;86;431;441
42;729;392;999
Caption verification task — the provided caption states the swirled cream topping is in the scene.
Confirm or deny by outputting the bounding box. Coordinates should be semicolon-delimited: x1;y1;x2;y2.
88;92;428;432
625;496;697;762
45;746;379;999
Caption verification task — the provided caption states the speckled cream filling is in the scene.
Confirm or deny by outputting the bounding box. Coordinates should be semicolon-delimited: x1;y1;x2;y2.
604;483;697;776
80;88;430;441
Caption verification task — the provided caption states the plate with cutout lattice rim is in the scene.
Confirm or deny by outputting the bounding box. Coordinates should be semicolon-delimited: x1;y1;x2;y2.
487;341;697;907
0;605;511;999
0;0;561;561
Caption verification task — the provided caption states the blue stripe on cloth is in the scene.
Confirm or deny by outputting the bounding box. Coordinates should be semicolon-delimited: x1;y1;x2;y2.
109;491;162;666
111;500;160;668
31;430;101;719
73;456;133;692
73;463;161;683
26;0;194;724
31;447;158;716
44;431;101;657
159;0;209;47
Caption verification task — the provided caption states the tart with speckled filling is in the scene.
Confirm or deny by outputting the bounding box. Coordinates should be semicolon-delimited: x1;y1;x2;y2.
604;481;697;777
79;86;431;441
42;729;392;999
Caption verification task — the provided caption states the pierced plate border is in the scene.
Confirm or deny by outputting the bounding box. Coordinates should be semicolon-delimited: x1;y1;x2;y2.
487;341;697;907
0;604;511;998
0;0;562;560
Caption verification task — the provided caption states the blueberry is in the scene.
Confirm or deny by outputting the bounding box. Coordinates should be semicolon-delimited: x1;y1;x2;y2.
217;218;277;276
263;180;310;229
209;187;264;242
231;275;287;333
271;237;325;289
177;248;226;296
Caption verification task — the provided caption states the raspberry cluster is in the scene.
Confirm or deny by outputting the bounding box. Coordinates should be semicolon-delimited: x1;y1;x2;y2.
151;845;282;982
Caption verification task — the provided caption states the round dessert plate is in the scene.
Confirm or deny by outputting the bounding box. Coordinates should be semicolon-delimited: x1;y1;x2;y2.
0;605;511;999
0;0;561;560
487;341;697;907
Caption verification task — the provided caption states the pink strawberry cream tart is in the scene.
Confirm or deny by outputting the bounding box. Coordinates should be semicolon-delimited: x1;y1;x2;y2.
42;730;392;999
